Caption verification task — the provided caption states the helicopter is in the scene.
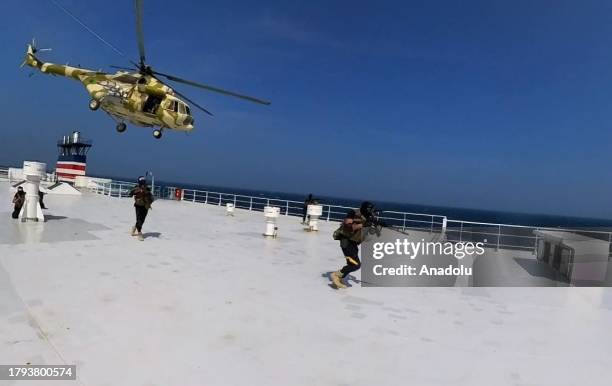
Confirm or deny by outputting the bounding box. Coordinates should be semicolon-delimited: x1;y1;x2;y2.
22;0;270;139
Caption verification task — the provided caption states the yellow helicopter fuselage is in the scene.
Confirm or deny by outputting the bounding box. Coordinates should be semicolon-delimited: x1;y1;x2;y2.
24;45;194;132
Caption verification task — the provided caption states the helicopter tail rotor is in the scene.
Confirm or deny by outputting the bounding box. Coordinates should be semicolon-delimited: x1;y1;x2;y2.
22;38;52;68
28;37;52;55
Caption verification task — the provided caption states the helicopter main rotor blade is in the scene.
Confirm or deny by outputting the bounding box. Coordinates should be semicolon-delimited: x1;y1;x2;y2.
152;71;271;106
110;65;137;71
172;89;214;116
148;73;213;116
134;0;146;67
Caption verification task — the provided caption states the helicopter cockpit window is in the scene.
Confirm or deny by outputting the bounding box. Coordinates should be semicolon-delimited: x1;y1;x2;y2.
185;105;191;115
178;102;186;114
166;100;177;112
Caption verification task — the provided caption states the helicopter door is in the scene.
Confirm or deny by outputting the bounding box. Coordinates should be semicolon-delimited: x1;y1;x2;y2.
143;94;163;114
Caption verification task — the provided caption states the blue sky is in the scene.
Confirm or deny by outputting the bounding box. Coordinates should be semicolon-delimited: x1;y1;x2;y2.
1;0;612;218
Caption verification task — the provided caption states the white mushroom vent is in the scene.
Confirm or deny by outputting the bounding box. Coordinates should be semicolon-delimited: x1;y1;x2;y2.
20;161;47;222
263;206;280;237
306;204;323;231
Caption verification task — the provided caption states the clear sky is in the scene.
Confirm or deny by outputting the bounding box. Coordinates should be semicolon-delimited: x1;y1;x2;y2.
1;0;612;218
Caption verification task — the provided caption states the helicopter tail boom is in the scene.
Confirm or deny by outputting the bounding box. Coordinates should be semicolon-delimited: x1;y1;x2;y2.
23;41;92;80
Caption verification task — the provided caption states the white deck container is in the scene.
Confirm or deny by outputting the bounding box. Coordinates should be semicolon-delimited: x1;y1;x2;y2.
534;230;611;284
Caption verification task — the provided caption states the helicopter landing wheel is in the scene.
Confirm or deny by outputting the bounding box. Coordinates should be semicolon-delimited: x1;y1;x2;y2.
116;123;127;133
89;99;100;111
153;129;163;139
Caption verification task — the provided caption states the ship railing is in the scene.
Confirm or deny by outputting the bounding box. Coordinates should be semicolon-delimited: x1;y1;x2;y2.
168;187;612;255
88;180;162;198
0;166;8;181
377;210;447;234
0;166;57;183
84;182;612;255
164;187;447;233
446;219;612;256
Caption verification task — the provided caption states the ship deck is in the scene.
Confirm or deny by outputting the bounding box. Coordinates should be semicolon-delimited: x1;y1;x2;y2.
1;181;612;386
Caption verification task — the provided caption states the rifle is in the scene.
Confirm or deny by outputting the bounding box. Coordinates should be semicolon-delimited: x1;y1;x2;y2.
365;210;386;237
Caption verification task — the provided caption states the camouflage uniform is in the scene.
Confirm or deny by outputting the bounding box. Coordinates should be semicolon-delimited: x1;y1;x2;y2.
129;184;154;237
331;209;366;287
12;190;25;219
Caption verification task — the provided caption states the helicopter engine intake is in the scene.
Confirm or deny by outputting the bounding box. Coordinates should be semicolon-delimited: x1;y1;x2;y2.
137;83;168;98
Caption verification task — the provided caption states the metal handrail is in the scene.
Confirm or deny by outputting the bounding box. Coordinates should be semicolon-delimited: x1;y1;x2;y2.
87;180;162;198
171;187;612;254
84;181;612;254
0;165;57;184
167;187;448;233
0;167;9;181
446;222;612;239
445;219;612;254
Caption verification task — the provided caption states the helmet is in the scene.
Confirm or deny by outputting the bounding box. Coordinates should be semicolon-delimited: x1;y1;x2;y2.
137;176;146;185
360;201;375;217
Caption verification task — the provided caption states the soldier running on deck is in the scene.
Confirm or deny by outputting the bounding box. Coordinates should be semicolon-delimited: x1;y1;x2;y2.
302;193;313;224
129;176;154;241
11;187;25;219
331;202;377;288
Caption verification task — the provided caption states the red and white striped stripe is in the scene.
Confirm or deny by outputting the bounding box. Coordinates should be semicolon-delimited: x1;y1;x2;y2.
56;162;86;182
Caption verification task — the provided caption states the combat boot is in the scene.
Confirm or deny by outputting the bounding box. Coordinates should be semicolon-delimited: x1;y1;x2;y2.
331;271;347;289
131;226;138;236
137;232;144;241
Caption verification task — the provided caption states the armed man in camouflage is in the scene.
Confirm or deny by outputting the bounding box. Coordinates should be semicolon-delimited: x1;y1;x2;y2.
330;202;376;289
11;187;26;219
129;176;154;241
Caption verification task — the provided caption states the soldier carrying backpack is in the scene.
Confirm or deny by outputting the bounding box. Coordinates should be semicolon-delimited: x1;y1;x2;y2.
129;176;154;241
330;202;376;288
11;187;26;219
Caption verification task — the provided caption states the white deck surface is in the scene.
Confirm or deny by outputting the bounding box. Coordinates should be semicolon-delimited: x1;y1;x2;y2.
1;181;612;386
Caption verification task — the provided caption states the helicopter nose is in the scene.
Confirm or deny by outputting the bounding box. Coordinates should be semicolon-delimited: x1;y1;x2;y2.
184;116;194;126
